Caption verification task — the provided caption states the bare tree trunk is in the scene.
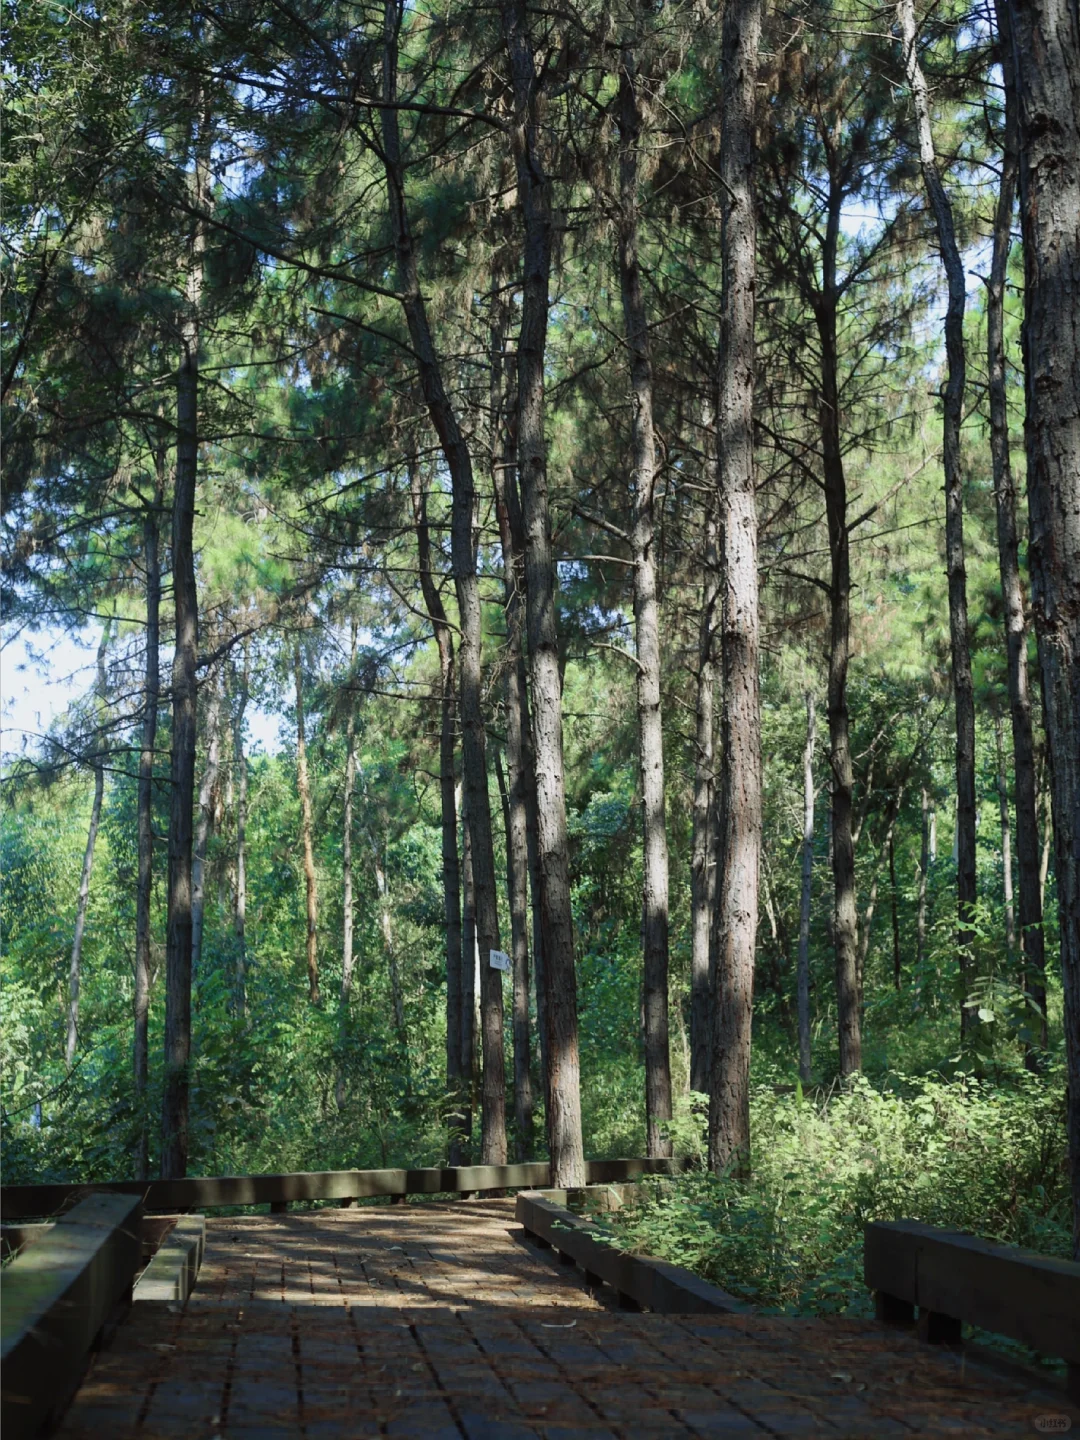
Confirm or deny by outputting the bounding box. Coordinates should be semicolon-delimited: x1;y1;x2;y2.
857;792;907;999
889;832;902;991
797;691;816;1081
995;712;1018;961
817;176;862;1079
191;670;223;981
381;1;504;1163
618;44;673;1159
1009;0;1080;1252
989;0;1047;1064
690;502;719;1096
373;847;405;1045
460;794;477;1151
232;643;249;1016
134;465;162;1179
335;626;358;1112
410;466;465;1160
67;625;109;1069
916;788;931;980
898;0;977;1042
502;0;584;1187
294;647;320;1005
709;0;763;1179
162;136;205;1177
492;289;535;1162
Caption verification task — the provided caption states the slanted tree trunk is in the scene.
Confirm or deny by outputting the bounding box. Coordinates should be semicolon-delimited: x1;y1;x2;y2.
134;463;162;1179
898;0;977;1042
1009;0;1080;1252
690;501;719;1096
233;643;249;1016
191;670;223;980
67;624;109;1069
294;646;320;1005
618;45;673;1158
162;135;206;1178
491;288;535;1163
797;691;816;1081
709;0;763;1178
989;0;1047;1063
501;0;584;1187
409;466;465;1161
381;1;505;1163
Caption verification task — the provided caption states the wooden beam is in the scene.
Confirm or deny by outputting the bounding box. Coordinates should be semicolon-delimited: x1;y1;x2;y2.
515;1191;749;1315
1;1193;142;1440
133;1217;205;1303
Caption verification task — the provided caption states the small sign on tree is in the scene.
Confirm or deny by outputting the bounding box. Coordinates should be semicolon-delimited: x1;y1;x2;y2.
489;949;511;972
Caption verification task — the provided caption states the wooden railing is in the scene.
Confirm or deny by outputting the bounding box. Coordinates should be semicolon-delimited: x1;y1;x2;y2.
865;1219;1080;1400
0;1156;679;1221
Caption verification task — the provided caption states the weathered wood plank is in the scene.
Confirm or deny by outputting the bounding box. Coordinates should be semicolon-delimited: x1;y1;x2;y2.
0;1222;53;1262
1;1192;142;1440
515;1191;749;1315
0;1156;681;1220
133;1216;205;1303
865;1219;1080;1365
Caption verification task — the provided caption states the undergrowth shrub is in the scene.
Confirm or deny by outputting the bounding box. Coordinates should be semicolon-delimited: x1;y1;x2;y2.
606;1071;1070;1317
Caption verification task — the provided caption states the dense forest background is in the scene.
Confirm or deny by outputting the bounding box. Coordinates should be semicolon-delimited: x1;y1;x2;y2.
3;0;1078;1311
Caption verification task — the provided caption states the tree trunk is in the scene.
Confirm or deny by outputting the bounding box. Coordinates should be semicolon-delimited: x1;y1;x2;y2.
989;0;1047;1062
460;792;477;1151
381;0;504;1163
294;646;320;1005
501;0;584;1187
690;500;719;1096
889;832;902;991
134;464;162;1179
492;290;535;1163
162;141;205;1177
409;465;465;1161
618;46;673;1159
898;0;977;1042
67;624;109;1069
916;787;932;983
709;0;763;1179
191;670;223;981
1009;0;1080;1253
797;691;816;1081
373;848;406;1045
336;625;359;1112
995;712;1018;960
233;643;249;1016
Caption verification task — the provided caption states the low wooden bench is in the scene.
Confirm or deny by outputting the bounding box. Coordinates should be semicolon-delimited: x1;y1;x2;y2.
516;1190;750;1314
865;1219;1080;1400
1;1193;142;1440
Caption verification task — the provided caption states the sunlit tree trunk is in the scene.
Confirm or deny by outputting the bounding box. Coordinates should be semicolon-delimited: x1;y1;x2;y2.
1008;0;1080;1251
191;670;223;981
989;0;1047;1062
502;0;584;1186
618;43;673;1158
709;0;763;1178
294;646;320;1005
797;691;816;1081
67;624;109;1069
898;0;977;1042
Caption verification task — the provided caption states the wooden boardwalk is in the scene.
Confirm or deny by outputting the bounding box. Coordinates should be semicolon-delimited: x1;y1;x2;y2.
55;1203;1078;1438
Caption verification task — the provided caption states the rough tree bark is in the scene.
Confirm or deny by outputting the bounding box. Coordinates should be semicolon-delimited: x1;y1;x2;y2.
134;460;162;1179
797;691;816;1082
898;0;977;1041
709;0;763;1178
988;0;1047;1060
381;0;505;1163
1008;0;1080;1252
491;284;535;1162
294;646;320;1005
409;466;466;1161
191;670;223;980
67;624;109;1070
162;134;206;1178
501;0;584;1186
690;500;719;1096
617;43;673;1158
460;792;477;1149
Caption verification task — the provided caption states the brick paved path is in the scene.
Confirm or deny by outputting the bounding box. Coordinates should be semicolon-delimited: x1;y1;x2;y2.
56;1202;1078;1438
